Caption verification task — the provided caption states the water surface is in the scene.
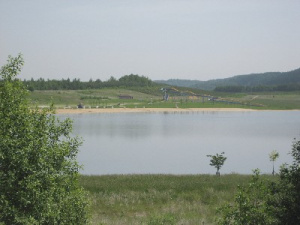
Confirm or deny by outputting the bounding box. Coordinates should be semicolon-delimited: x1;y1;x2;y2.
59;111;300;175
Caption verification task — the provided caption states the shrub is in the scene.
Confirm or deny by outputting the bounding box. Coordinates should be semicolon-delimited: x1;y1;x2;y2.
217;169;277;225
270;138;300;224
217;138;300;224
0;55;88;224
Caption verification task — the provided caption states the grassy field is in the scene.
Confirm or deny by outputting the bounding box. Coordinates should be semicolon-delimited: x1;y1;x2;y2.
28;88;158;108
219;91;300;110
28;88;300;110
80;174;277;225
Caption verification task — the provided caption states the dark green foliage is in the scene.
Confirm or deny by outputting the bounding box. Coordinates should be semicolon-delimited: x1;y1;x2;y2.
23;74;154;91
217;169;277;225
270;138;300;224
207;152;227;175
218;139;300;224
118;74;153;87
0;55;88;224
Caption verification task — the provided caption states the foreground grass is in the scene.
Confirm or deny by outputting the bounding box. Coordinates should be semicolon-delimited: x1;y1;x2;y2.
29;88;300;110
80;174;277;225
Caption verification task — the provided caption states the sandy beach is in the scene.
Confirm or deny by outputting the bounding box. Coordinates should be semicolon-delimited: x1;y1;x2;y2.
55;107;256;114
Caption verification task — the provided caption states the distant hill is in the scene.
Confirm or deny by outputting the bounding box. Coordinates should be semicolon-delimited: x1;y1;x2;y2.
155;68;300;91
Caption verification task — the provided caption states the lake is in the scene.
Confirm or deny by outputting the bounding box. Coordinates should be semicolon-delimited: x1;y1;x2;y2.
58;111;300;175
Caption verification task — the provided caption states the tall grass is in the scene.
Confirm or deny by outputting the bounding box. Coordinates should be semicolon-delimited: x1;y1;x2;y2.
80;174;277;224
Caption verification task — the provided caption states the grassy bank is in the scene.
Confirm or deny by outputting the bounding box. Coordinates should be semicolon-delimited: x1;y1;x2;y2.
80;174;277;225
29;88;300;110
219;91;300;110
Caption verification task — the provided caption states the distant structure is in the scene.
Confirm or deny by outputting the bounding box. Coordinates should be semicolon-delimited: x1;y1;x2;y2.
161;87;213;103
118;95;133;99
161;87;179;101
162;88;169;101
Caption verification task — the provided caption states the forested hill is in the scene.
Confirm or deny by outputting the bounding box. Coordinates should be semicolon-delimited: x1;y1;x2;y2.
155;67;300;91
22;74;155;91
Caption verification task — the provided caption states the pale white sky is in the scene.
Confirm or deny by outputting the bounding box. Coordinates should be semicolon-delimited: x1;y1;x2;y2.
1;0;300;81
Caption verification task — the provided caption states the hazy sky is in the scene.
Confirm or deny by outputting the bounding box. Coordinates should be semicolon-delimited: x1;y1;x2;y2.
1;0;300;81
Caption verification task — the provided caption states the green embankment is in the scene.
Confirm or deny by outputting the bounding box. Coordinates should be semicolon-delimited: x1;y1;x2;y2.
217;91;300;110
80;174;277;225
29;88;300;110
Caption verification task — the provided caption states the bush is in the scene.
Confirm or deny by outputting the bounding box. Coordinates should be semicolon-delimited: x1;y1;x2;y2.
0;55;88;224
217;138;300;224
217;169;276;225
270;138;300;224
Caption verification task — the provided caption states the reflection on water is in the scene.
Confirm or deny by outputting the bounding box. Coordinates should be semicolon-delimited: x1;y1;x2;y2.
58;111;300;175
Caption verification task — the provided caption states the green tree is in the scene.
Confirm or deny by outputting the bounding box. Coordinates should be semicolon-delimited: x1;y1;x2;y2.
270;138;300;224
269;150;279;175
217;169;277;225
207;152;227;176
217;139;300;224
0;55;88;224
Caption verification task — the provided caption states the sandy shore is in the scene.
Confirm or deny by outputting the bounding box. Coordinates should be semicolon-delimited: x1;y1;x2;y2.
55;107;257;114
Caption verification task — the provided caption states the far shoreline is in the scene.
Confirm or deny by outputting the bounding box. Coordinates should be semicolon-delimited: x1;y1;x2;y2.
55;107;259;114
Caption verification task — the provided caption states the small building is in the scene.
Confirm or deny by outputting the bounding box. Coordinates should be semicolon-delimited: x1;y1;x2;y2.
118;95;133;99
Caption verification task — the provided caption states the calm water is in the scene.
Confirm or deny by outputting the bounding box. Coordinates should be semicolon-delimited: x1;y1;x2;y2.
59;111;300;175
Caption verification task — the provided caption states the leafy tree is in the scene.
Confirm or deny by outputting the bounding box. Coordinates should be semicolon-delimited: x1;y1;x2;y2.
0;55;88;224
217;169;277;225
119;74;153;87
269;150;279;175
207;152;227;176
217;139;300;224
270;138;300;224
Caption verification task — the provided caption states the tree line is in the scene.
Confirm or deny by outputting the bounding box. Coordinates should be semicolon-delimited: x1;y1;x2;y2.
21;74;154;91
